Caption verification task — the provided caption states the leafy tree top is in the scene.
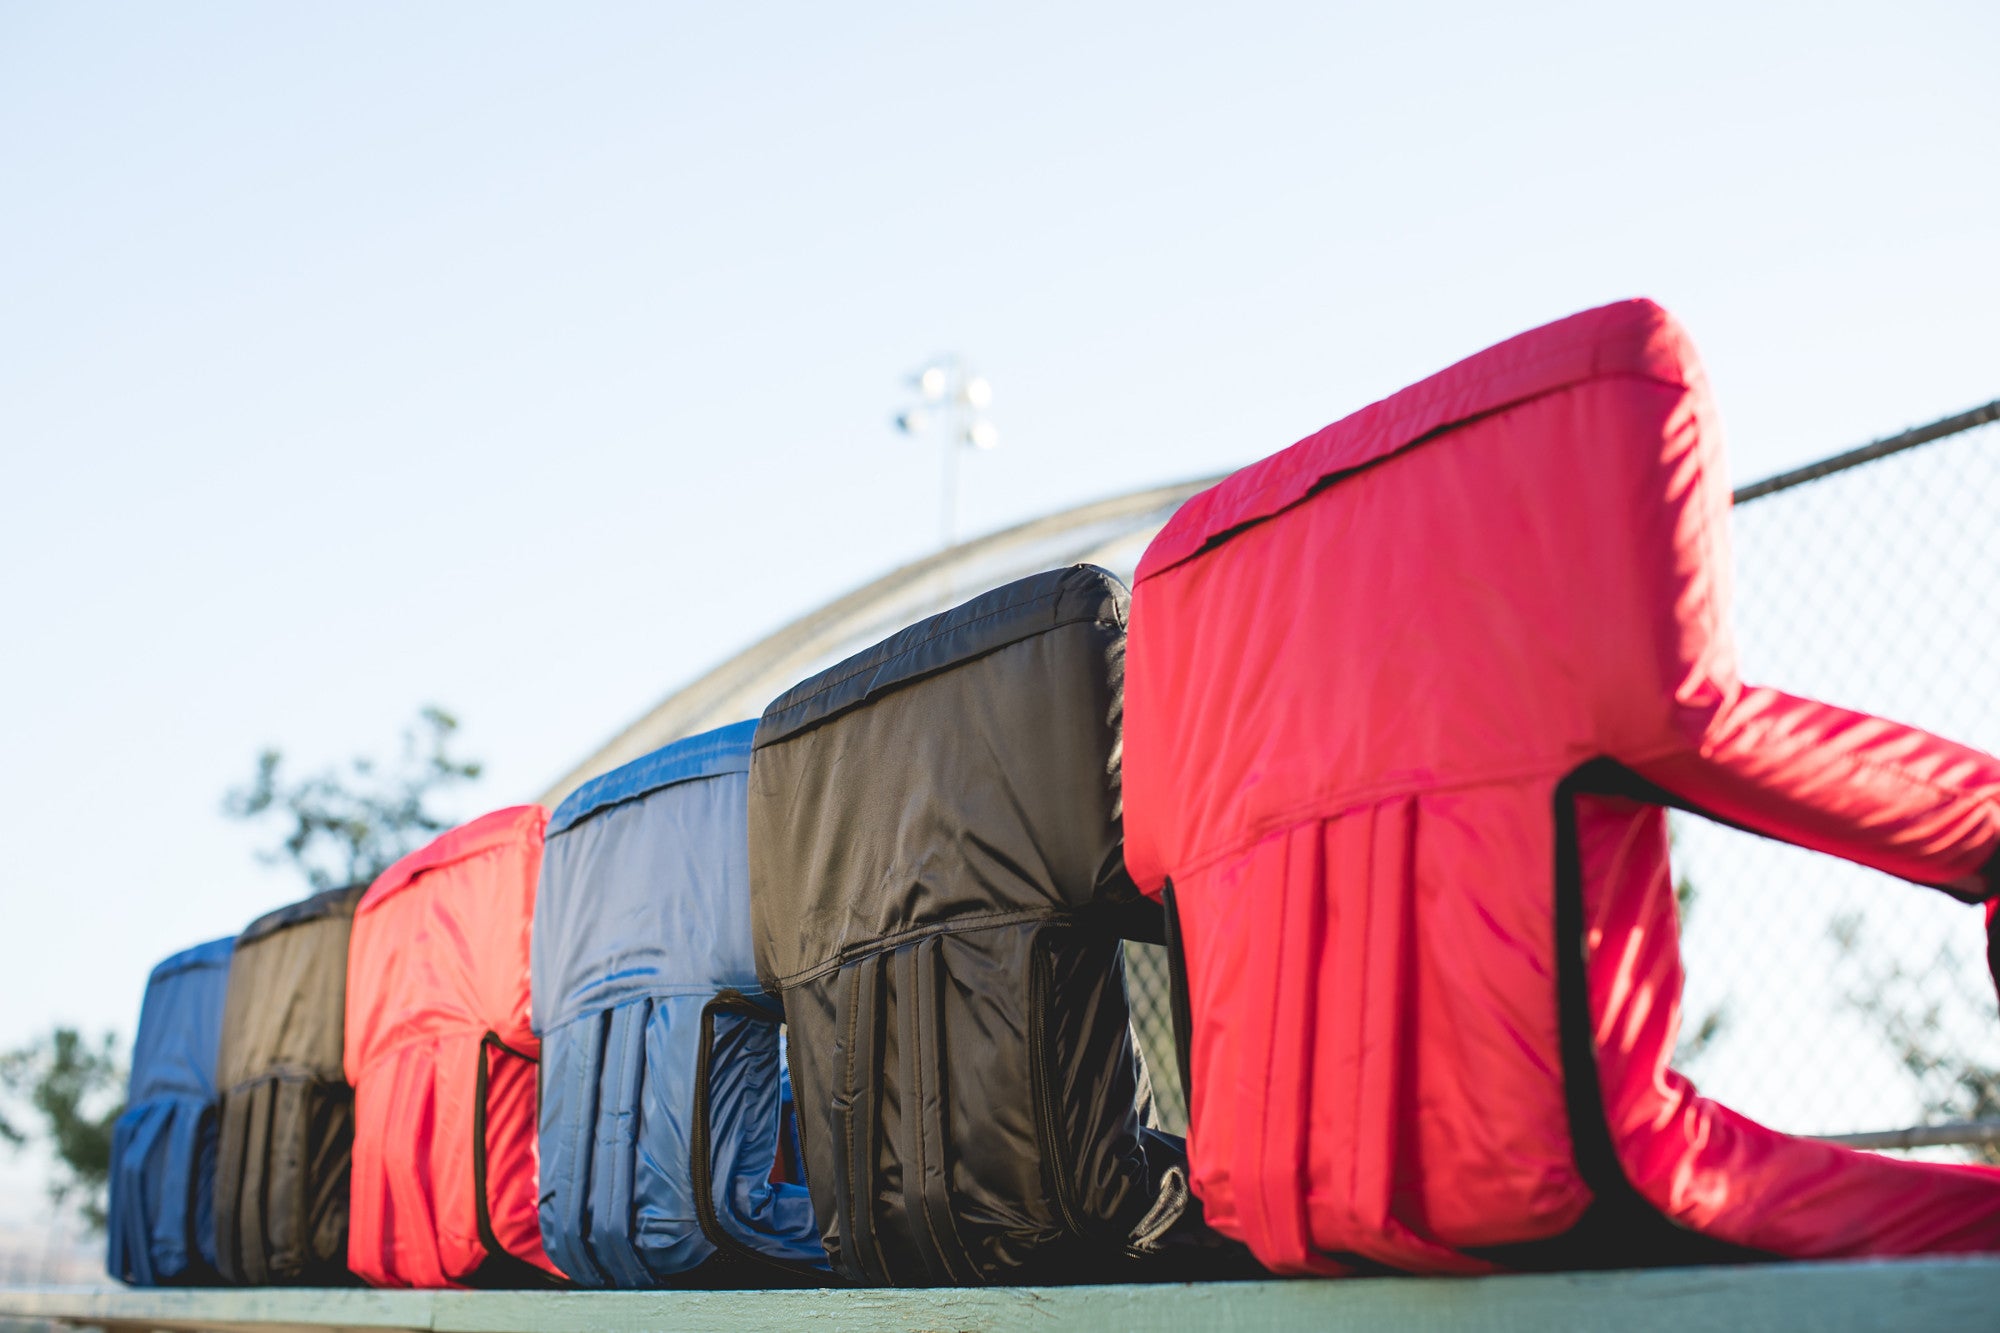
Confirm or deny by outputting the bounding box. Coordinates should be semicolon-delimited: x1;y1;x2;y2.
0;1028;123;1232
224;705;482;892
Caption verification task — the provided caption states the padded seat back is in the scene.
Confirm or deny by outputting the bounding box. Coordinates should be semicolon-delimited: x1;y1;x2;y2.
213;885;362;1285
1123;299;2000;1273
344;806;562;1288
749;566;1180;1285
108;936;233;1286
534;721;822;1285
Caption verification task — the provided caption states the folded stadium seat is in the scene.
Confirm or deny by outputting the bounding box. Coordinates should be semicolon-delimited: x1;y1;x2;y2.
534;721;825;1286
345;806;564;1288
1121;298;2000;1275
749;566;1243;1285
108;936;234;1286
212;885;363;1285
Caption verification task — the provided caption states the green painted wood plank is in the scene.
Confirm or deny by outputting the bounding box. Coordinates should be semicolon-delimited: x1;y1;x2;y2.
2;1258;1996;1333
0;1284;432;1333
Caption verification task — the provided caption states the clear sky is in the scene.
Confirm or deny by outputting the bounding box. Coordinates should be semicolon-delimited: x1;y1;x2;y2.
1;2;1996;1224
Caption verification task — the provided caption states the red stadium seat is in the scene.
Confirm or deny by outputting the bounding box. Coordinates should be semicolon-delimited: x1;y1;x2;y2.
1123;299;2000;1274
344;806;563;1287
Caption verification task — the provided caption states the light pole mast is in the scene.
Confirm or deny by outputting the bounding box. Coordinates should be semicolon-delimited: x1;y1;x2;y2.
894;355;998;547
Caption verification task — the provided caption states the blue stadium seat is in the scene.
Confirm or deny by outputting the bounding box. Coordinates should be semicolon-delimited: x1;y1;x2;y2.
108;936;234;1286
533;721;823;1285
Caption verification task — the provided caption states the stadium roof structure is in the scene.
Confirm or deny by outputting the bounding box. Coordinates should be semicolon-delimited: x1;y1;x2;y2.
538;473;1226;809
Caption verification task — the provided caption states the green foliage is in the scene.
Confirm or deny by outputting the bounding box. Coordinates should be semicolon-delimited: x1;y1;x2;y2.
224;705;483;892
1829;912;2000;1164
0;1028;125;1232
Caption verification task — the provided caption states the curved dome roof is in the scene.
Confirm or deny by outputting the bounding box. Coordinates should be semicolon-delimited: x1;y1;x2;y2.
538;473;1224;807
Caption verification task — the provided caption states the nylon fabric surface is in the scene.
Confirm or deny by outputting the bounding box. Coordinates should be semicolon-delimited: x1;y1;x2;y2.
1122;298;2000;1274
534;719;823;1286
108;936;234;1286
344;806;561;1288
212;885;362;1285
749;565;1223;1286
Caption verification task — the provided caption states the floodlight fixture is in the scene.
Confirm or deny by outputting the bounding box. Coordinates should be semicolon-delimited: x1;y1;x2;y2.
895;354;1000;546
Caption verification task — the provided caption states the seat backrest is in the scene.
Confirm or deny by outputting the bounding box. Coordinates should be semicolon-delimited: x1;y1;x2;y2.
1123;298;2000;1274
344;806;561;1288
748;565;1162;1285
1127;297;1726;893
534;720;822;1285
108;936;234;1286
1122;299;1733;1267
213;885;363;1285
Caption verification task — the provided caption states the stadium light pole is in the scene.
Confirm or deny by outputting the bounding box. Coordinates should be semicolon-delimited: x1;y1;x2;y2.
894;355;998;547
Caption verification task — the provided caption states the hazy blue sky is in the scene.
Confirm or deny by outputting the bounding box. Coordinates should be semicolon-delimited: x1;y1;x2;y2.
1;2;1996;1223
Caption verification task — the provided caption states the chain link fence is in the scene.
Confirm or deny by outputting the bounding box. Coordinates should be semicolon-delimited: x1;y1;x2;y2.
1126;402;2000;1146
1126;943;1183;1132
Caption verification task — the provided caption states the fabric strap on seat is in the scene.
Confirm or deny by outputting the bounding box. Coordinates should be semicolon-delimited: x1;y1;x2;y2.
690;990;834;1285
1466;760;1773;1271
469;1034;568;1290
895;938;979;1285
829;955;890;1283
541;1011;609;1286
